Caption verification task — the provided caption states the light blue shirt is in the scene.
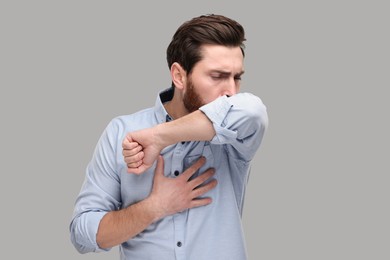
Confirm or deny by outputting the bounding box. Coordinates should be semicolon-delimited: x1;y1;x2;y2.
70;88;268;260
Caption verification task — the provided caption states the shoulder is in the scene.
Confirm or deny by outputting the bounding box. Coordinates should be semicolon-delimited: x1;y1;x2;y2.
108;107;157;133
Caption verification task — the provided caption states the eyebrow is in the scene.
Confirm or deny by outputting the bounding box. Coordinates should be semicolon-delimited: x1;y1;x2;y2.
210;70;245;77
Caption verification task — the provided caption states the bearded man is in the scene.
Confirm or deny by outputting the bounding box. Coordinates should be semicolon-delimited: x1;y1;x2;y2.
70;14;268;260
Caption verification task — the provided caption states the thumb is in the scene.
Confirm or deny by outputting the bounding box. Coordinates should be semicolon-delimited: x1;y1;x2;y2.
154;155;165;179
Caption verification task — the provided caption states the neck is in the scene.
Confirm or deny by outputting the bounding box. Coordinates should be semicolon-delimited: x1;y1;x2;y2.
163;91;189;120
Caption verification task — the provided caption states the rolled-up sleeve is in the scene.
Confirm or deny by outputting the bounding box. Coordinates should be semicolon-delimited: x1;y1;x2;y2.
199;93;268;161
70;118;123;253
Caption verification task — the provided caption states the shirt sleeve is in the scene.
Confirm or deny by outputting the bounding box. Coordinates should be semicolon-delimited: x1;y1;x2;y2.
199;93;268;162
69;118;123;253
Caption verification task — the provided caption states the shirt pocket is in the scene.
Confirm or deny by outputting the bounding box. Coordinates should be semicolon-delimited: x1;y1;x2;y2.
183;142;215;181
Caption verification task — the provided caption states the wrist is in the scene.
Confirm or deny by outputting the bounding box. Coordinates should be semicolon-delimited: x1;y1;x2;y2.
154;123;172;149
143;195;166;222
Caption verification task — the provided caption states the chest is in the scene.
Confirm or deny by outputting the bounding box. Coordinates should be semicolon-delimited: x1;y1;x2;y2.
119;142;249;209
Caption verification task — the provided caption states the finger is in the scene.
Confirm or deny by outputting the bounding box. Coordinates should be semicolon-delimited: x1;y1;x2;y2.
181;156;206;181
128;164;151;175
189;197;213;208
122;139;139;149
127;166;143;175
191;179;218;198
192;179;218;198
189;168;215;189
127;163;148;175
124;151;144;164
127;160;143;168
122;145;143;156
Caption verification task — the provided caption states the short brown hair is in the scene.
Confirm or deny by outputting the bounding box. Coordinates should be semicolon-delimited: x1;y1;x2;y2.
166;14;246;76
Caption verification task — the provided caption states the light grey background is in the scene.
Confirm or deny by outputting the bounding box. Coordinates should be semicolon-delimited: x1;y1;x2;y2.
1;1;389;259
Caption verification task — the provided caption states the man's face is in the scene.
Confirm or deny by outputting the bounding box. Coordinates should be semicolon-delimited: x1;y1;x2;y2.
182;45;244;112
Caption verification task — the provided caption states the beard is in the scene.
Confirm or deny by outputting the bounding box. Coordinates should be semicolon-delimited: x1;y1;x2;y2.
183;76;205;113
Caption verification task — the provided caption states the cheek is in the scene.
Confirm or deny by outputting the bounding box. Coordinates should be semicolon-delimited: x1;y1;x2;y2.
193;78;221;103
200;91;221;104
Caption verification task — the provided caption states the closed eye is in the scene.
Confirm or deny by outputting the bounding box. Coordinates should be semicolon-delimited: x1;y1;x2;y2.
210;71;244;81
211;74;228;80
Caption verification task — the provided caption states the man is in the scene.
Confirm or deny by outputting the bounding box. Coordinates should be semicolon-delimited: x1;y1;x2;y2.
70;14;268;259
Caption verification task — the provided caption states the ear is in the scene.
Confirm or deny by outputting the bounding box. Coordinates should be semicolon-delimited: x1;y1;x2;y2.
170;62;187;90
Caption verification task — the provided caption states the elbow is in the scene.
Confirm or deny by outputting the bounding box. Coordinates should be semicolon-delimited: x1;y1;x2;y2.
70;226;91;254
246;94;269;132
69;217;100;254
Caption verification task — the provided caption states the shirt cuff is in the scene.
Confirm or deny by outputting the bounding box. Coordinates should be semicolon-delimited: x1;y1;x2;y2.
199;95;238;144
71;211;111;253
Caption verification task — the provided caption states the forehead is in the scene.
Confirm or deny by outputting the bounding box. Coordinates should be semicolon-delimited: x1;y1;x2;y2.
196;45;244;72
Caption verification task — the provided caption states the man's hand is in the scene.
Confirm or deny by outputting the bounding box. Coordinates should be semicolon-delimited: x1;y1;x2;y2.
148;156;217;220
122;127;163;174
123;110;216;175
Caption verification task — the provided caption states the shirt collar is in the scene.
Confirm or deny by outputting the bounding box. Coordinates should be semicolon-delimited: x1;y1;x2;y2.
154;87;174;123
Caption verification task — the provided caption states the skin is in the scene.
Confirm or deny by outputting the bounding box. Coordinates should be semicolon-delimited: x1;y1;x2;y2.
97;156;216;249
124;45;244;172
96;44;244;249
167;44;244;119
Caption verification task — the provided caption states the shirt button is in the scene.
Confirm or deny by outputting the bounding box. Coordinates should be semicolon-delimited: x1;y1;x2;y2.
177;241;182;247
174;170;179;176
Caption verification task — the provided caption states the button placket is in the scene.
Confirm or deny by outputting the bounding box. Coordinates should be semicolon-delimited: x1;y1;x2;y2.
171;141;184;177
173;212;187;260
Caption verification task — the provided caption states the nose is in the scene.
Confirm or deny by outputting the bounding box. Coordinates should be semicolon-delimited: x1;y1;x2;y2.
222;78;238;97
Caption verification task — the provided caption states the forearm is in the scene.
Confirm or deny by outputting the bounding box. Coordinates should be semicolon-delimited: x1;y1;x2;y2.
96;197;162;249
155;110;216;147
